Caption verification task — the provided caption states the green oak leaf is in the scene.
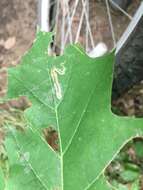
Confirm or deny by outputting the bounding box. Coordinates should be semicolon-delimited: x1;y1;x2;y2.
3;31;143;190
0;169;5;190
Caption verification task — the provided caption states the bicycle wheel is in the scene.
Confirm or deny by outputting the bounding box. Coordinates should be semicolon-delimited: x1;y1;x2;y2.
38;0;143;98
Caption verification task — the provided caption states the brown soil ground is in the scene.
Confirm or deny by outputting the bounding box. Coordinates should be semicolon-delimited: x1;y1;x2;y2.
0;0;36;109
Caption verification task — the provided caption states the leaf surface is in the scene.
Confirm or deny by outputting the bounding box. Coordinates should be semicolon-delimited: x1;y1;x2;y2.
4;31;143;190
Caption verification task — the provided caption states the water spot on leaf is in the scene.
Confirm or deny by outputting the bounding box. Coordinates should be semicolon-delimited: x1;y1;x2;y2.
19;152;31;174
85;72;90;76
78;137;82;141
101;119;105;123
24;165;31;174
19;152;30;164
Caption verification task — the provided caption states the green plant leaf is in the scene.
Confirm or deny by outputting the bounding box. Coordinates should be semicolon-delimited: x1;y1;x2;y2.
120;169;139;182
0;168;5;190
90;175;115;190
3;31;143;190
131;180;139;190
134;140;143;158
